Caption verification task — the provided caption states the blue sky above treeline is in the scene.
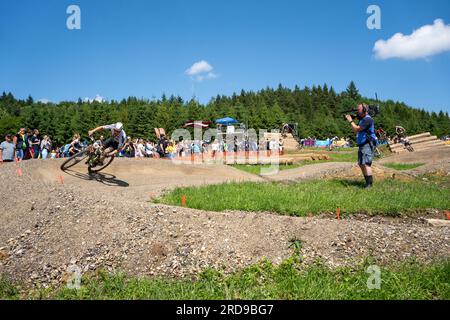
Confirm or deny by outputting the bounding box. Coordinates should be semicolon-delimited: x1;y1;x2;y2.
1;0;449;112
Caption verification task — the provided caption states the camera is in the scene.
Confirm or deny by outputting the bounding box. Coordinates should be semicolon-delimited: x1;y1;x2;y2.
341;104;380;120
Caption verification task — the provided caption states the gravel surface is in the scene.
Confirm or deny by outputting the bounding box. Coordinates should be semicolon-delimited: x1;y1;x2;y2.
0;156;449;289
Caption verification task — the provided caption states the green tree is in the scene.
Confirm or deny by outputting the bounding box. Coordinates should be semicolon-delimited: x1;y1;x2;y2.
345;81;360;101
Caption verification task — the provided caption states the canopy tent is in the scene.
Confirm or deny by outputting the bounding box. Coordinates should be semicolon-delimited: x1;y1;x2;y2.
314;140;331;147
183;120;211;128
215;117;238;126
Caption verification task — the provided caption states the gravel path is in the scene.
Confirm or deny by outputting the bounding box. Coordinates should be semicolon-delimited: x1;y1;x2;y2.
0;156;449;289
263;162;357;182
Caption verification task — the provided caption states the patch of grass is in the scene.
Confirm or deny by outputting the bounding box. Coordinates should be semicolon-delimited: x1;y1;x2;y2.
383;163;425;171
0;274;19;299
158;178;450;216
5;259;449;300
231;152;357;175
328;152;358;162
419;174;450;189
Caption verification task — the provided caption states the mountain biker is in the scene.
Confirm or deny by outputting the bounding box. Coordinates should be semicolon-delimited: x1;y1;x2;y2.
375;125;388;144
395;126;406;137
376;125;385;138
328;135;338;151
88;122;127;164
394;125;413;151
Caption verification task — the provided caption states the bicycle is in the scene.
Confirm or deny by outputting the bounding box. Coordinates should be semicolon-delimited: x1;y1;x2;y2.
392;135;414;152
60;136;114;173
400;137;414;152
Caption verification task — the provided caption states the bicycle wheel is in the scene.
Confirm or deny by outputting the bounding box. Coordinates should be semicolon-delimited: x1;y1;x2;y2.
88;156;114;174
60;149;88;171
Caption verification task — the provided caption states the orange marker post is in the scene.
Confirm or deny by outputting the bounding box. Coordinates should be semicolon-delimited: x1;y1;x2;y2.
336;207;341;221
181;195;186;207
444;210;450;220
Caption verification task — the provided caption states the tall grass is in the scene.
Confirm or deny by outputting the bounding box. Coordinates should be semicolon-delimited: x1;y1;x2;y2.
3;258;448;300
158;178;450;216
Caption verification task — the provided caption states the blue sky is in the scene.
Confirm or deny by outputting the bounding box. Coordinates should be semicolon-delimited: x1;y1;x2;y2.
1;0;449;112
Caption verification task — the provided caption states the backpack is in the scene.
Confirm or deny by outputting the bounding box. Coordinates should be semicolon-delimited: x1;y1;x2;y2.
62;144;71;153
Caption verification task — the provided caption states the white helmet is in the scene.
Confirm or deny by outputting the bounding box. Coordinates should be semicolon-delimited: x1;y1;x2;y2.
114;122;123;131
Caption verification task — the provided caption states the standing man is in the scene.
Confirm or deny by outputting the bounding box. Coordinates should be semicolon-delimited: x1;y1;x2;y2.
156;134;168;158
30;129;41;159
346;104;377;188
13;128;28;160
0;134;16;163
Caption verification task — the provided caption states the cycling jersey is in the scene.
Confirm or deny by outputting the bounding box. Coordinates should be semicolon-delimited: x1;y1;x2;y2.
103;124;127;148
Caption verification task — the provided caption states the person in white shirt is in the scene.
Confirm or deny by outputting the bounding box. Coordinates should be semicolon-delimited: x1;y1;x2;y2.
88;122;127;164
145;141;154;157
211;139;220;158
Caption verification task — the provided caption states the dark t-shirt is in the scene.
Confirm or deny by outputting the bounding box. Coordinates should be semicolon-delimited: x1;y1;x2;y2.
30;135;40;146
15;134;28;149
157;138;167;154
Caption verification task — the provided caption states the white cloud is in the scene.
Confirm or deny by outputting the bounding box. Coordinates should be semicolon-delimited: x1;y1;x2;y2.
38;98;51;104
93;94;105;102
84;94;105;103
195;72;218;82
373;19;450;60
185;60;213;76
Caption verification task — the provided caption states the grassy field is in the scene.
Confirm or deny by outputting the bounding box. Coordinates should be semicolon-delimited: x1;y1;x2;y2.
232;152;358;175
157;178;450;216
382;163;425;171
2;258;448;300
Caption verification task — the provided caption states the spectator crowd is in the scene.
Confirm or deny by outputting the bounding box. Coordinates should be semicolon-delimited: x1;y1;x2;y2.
2;127;354;163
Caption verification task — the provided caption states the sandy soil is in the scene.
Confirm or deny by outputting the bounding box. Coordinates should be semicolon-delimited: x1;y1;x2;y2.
377;147;450;176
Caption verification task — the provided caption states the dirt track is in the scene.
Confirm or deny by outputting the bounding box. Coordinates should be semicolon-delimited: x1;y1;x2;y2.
377;148;450;176
0;149;449;288
27;158;264;201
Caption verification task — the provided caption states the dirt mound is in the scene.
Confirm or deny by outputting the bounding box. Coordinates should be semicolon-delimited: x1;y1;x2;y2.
0;158;449;289
378;148;450;176
26;158;264;200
